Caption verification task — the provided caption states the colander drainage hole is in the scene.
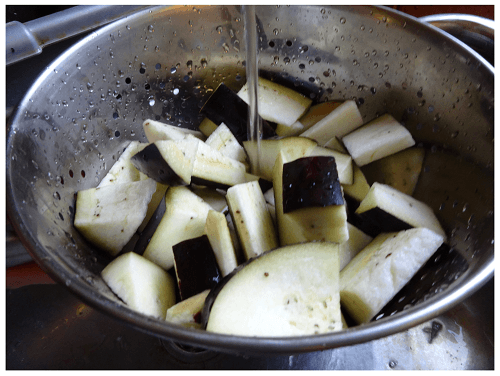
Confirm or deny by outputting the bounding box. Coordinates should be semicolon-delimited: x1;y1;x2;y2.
125;77;131;84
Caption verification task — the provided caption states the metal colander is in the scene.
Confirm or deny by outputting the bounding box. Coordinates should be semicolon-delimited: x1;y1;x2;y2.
6;5;494;355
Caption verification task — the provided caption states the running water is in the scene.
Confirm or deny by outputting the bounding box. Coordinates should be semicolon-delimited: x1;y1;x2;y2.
242;5;261;175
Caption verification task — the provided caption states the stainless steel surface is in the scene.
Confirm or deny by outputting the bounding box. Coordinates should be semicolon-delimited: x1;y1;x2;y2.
6;5;494;355
6;5;150;66
6;281;493;369
419;14;494;66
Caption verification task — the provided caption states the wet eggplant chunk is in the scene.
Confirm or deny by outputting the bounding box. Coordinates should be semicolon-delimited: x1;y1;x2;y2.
282;156;344;213
200;82;276;143
130;143;186;186
173;235;222;301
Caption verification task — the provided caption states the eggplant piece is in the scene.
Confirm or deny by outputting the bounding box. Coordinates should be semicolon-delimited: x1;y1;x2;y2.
74;179;157;256
101;251;177;319
203;241;342;337
130;142;192;186
190;140;248;189
308;146;353;185
361;147;425;196
237;77;313;127
143;119;205;143
243;136;318;181
143;186;213;270
339;223;373;271
282;156;344;213
273;151;349;246
342;114;415;167
204;122;248;167
205;210;239;277
354;182;446;239
172;235;222;301
299;100;364;146
339;227;445;324
165;289;211;328
189;185;228;213
200;82;276;144
226;181;279;260
198;117;218;137
98;141;148;187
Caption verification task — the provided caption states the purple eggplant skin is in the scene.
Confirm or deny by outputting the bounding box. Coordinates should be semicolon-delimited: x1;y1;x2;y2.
353;207;413;238
172;235;222;301
200;83;276;144
130;143;186;186
282;156;344;213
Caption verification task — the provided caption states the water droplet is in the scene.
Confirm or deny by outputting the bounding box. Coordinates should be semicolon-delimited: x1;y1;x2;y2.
216;25;223;34
148;25;154;33
340;17;346;24
222;43;230;53
273;28;279;35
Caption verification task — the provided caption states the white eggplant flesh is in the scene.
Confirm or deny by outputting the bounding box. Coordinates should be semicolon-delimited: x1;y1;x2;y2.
154;137;199;185
339;227;444;324
143;119;205;143
355;182;446;239
298;101;344;132
190;185;228;213
309;146;353;185
273;152;349;246
192;140;248;188
263;188;275;206
206;242;343;337
237;77;312;127
323;136;347;153
205;210;239;277
198;117;218;137
226;181;279;260
143;186;213;270
243;137;318;181
102;252;177;319
339;223;373;271
166;289;210;328
361;147;425;196
342;114;415;167
299;100;364;146
342;163;371;203
74;179;157;256
98;141;148;187
204;122;248;166
275;120;305;137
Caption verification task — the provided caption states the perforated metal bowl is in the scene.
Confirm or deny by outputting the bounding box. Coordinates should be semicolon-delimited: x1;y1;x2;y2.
6;5;494;355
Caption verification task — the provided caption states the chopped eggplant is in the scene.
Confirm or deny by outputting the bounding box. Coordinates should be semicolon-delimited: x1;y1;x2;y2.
200;82;276;143
165;289;211;328
273;152;349;246
243;136;318;181
238;77;312;127
226;181;279;260
130;140;195;186
205;210;239;277
299;100;364;146
204;242;342;337
296;100;343;132
198;117;218;137
204;122;249;166
143;119;205;143
172;235;222;301
361;147;425;196
282;156;344;213
339;227;444;324
143;186;213;270
339;223;373;271
74;179;157;256
308;146;353;185
342;114;415;167
354;182;446;239
102;251;177;319
190;185;228;213
98;141;148;187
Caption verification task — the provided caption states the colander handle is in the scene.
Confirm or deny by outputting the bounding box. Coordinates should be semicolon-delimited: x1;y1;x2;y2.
419;13;494;66
6;5;151;66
